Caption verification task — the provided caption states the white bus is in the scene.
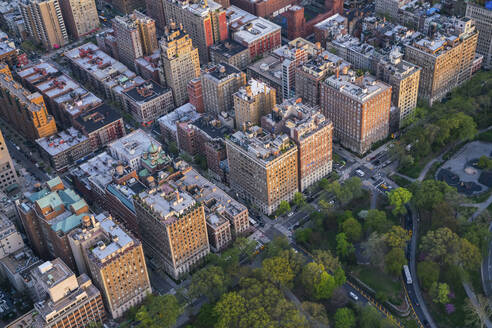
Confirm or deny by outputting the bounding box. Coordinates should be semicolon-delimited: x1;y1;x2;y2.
403;265;412;284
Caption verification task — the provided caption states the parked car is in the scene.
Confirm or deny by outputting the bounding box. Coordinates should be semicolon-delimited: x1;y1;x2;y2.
349;292;359;301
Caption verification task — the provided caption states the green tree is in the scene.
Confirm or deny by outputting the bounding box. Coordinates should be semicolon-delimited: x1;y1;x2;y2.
342;217;362;242
193;303;218;328
301;302;329;326
334;307;356;328
313;249;342;271
477;156;492;170
364;209;391;234
293;192;306;207
384;226;411;249
295;228;313;245
412;180;456;211
188;265;230;301
214;292;247;328
301;262;336;300
362;232;388;270
388;187;412;215
430;282;450;304
336;233;354;259
168;141;179;155
319;199;334;211
135;294;182;328
262;256;295;287
264;236;290;258
344;177;363;199
276;201;291;216
319;178;330;190
358;305;384;328
417;261;440;291
385;248;407;276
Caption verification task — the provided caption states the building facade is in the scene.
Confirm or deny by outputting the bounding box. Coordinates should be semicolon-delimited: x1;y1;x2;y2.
209;39;251;70
321;72;391;154
59;0;99;39
226;127;298;215
234;79;276;130
160;25;201;108
466;3;492;69
19;0;68;49
0;129;19;192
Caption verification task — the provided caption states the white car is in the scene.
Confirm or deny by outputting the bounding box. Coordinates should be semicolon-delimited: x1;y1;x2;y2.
287;212;294;217
349;292;359;301
355;169;365;177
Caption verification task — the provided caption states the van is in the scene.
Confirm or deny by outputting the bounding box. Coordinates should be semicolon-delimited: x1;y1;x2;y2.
349;292;359;301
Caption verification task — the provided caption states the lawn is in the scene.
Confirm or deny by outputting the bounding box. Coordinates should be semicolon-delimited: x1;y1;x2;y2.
390;174;413;188
424;161;442;180
477;130;492;143
468;188;492;204
398;161;425;179
351;266;404;305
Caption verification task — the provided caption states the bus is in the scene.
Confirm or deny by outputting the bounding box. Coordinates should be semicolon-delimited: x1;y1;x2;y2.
403;265;412;284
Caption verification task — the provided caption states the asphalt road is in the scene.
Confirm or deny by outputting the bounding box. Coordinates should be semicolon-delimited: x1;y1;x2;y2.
6;139;49;182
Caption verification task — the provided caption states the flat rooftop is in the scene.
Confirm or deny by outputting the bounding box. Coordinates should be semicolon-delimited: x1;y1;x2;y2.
78;152;119;190
75;104;122;133
158;103;201;135
192;115;233;140
233;17;281;44
210;39;248;58
137;186;196;225
108;129;160;160
36;127;88;156
122;80;171;104
248;55;283;85
90;213;134;263
204;62;243;82
324;72;391;102
314;13;347;30
107;177;147;213
169;0;223;17
227;126;296;163
31;258;73;290
235;78;273;101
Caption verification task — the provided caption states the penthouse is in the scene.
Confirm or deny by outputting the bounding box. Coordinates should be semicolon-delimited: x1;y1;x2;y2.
17;62;102;128
64;43;145;106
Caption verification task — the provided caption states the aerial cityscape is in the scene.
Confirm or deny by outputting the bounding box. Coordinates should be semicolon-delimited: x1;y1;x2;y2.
0;0;489;327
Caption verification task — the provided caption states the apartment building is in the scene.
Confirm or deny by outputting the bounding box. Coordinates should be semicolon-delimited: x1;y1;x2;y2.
68;214;151;318
144;0;166;29
375;0;410;21
162;0;228;63
158;103;202;145
134;186;210;279
314;14;348;46
159;24;201;107
210;39;251;70
112;10;158;69
107;129;161;170
7;258;105;328
404;18;478;105
202;63;246;115
16;177;90;271
376;49;420;127
0;247;42;292
17;62;103;129
59;0;98;39
226;127;298;215
234;79;276;130
320;72;391;154
0;129;19;192
295;51;351;106
108;0;141;13
122;80;174;124
262;98;333;191
0;212;24;259
19;0;68;49
466;3;492;69
188;78;205;113
0;64;57;141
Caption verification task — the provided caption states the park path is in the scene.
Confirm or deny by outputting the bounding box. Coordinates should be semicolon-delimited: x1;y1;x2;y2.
463;282;492;328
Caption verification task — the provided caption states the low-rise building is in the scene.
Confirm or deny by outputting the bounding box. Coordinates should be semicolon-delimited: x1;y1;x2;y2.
36;127;92;171
209;39;251;70
107;129;161;170
158;103;201;145
122;80;174;124
313;14;348;46
0;247;42;292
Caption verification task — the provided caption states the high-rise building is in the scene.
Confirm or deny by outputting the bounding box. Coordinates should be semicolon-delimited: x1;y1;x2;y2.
19;0;68;49
112;11;158;70
233;79;276;130
0;212;24;259
404;18;478;105
466;3;492;69
7;258;105;328
106;0;142;14
0;64;57;141
162;0;228;63
375;0;410;21
376;49;420;127
159;24;200;107
209;39;251;70
262;99;333;191
145;0;166;29
295;51;351;106
226;127;298;215
16;177;91;271
134;186;210;279
320;72;391;154
0;129;19;192
202;63;246;115
68;214;152;318
59;0;98;39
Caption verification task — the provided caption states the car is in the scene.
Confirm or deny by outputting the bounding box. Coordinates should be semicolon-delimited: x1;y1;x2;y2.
349;292;359;301
287;212;294;217
380;184;388;190
355;169;365;177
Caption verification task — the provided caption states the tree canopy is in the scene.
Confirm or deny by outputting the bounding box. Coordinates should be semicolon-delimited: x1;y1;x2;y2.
388;187;412;216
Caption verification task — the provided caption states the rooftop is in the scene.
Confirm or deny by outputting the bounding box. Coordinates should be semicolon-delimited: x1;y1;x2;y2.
75;104;122;133
158;103;201;135
107;177;147;213
210;39;248;58
314;13;347;30
108;129;160;161
235;79;273;101
248;55;283;85
324;72;391;102
113;10;154;30
227;127;296;163
204;62;243;82
36;127;88;156
137;186;196;225
31;258;73;291
0;247;41;279
232;16;281;44
167;0;223;17
122;80;171;104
